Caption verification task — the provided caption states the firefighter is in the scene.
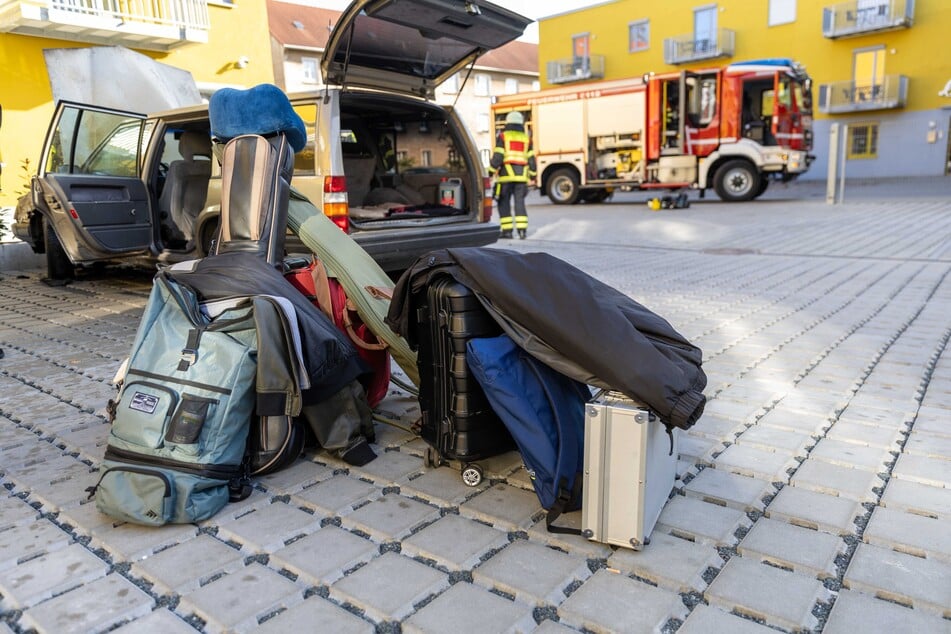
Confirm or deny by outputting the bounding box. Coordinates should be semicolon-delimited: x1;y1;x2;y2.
490;111;535;239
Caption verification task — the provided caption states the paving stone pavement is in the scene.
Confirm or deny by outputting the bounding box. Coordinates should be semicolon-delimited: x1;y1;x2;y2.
1;187;950;633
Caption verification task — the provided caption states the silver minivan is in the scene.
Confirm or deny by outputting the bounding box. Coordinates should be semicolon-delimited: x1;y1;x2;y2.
14;0;530;279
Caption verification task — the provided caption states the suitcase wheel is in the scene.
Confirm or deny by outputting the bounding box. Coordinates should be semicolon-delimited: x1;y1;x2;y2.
461;463;484;487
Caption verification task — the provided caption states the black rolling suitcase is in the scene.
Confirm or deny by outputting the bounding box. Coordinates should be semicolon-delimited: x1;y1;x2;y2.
415;276;514;486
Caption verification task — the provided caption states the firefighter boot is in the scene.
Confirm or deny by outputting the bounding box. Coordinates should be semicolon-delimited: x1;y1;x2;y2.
518;229;527;240
500;230;513;239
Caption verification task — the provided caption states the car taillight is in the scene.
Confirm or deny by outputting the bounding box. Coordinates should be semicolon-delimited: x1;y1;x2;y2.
323;175;349;232
482;176;493;223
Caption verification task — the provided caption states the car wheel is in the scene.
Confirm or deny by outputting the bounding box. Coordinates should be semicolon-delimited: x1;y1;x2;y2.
43;217;74;281
713;160;760;202
546;168;580;205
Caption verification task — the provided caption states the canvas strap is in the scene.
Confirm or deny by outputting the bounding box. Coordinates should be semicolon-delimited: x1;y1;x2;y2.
545;476;583;535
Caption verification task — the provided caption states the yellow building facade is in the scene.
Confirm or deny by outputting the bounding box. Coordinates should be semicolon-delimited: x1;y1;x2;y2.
538;0;951;179
0;0;274;207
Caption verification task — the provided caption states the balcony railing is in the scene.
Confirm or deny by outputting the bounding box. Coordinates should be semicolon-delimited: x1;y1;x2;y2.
818;75;908;113
0;0;210;50
664;29;735;65
822;0;914;38
547;54;605;84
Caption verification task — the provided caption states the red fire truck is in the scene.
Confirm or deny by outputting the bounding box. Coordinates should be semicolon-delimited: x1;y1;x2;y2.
490;58;813;203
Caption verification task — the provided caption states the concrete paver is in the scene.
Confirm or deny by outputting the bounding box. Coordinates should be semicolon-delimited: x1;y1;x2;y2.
18;573;153;634
655;495;752;545
2;183;950;633
683;467;775;511
0;519;72;571
339;493;441;542
403;583;536;634
175;562;302;633
557;569;686;633
254;596;376;634
255;596;374;634
401;513;509;571
215;501;322;553
790;458;884;502
890;453;951;488
678;604;777;634
0;543;108;609
902;431;951;460
607;531;723;593
269;525;377;586
459;483;542;531
290;475;382;517
472;539;589;606
704;556;830;631
737;517;844;579
823;589;951;634
809;438;893;472
130;534;244;595
879;478;951;518
844;543;951;616
111;608;197;634
766;486;862;535
329;552;448;623
863;507;951;562
712;444;800;481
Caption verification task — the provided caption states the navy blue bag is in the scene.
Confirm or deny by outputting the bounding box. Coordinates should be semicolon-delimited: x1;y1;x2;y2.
466;335;590;533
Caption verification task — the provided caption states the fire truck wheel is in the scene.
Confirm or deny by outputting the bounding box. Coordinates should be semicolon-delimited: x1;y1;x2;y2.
755;177;770;199
546;168;580;205
713;160;760;202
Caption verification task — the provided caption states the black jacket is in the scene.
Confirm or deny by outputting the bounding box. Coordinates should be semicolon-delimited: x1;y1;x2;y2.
386;248;706;430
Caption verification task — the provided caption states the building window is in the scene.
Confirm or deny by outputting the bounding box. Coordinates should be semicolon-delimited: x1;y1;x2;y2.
852;47;885;103
629;19;649;52
474;74;491;97
504;78;519;95
421;150;432;166
572;33;591;74
444;73;460;94
302;57;319;84
531;80;540;91
693;5;717;54
480;148;491;166
396;150;408;163
768;0;796;26
477;112;490;133
848;122;878;159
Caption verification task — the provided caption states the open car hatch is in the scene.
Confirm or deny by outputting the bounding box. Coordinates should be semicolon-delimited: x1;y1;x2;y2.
322;0;532;99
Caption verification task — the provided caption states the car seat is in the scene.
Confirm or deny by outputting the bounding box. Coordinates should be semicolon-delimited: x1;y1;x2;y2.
159;131;212;243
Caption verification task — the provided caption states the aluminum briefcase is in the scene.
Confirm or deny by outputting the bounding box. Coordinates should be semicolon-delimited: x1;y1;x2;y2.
582;392;678;550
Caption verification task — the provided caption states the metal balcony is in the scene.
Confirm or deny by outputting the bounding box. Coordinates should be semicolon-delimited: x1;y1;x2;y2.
663;29;735;65
0;0;210;51
822;0;914;38
818;75;908;113
546;54;605;84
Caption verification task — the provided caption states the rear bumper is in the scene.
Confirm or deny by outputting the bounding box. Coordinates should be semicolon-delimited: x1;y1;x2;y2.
284;221;500;274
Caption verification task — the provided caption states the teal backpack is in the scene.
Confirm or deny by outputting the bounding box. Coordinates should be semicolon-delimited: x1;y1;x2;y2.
92;273;260;525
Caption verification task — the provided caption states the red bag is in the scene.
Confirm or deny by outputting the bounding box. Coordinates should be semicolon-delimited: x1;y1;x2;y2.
285;257;391;408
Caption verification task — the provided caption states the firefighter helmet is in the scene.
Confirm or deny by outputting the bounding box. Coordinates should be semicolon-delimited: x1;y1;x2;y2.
505;111;524;125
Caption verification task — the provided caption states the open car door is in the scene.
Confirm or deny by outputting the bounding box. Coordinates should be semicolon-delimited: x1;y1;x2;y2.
322;0;531;99
37;101;153;262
